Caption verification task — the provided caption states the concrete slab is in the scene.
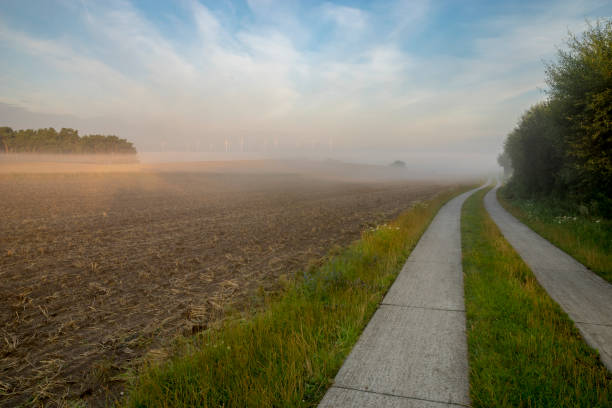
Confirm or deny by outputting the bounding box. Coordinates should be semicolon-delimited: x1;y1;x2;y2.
406;235;462;265
575;323;612;369
332;305;470;405
484;186;612;371
319;387;466;408
318;186;485;407
383;261;464;310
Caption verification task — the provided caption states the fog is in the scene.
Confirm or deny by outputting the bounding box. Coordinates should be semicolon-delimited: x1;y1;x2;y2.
0;102;497;178
139;150;496;178
1;101;497;178
0;152;492;188
0;102;497;177
1;1;604;179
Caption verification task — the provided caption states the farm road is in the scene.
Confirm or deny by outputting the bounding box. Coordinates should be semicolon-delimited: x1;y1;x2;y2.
485;186;612;371
319;185;486;408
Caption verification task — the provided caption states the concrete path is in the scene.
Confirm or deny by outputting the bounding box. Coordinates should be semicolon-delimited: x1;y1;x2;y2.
319;186;484;408
484;186;612;371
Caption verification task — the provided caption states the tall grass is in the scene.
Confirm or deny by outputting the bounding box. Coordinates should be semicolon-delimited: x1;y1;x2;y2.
498;188;612;283
462;188;612;407
122;186;473;407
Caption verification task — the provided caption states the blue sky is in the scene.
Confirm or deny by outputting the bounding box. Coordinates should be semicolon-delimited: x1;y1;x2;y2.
0;0;610;163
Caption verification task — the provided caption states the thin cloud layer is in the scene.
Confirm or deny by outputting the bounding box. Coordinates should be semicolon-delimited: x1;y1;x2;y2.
0;0;608;158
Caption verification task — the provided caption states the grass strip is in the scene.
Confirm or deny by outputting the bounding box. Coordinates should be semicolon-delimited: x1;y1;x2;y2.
462;188;612;407
497;188;612;283
122;186;473;407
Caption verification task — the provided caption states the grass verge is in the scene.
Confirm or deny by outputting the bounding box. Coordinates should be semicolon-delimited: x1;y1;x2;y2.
462;188;612;407
497;188;612;283
121;186;473;407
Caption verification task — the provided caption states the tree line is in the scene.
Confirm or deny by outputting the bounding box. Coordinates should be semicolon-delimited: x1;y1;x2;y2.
499;20;611;215
0;127;137;154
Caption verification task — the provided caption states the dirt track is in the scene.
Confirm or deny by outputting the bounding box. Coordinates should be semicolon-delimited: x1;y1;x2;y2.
0;161;452;406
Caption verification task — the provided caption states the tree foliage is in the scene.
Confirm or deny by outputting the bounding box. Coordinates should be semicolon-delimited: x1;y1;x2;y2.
502;20;611;214
497;151;512;178
503;102;566;195
0;127;137;154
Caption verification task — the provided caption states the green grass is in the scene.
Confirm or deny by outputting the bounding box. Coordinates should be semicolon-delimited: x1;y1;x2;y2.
121;186;473;407
462;188;612;407
498;188;612;283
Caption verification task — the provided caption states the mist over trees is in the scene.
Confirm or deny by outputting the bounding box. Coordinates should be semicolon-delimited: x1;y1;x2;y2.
0;127;137;154
501;20;611;214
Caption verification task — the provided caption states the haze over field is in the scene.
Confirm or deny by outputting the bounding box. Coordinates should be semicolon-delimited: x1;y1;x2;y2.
2;2;611;406
0;0;610;171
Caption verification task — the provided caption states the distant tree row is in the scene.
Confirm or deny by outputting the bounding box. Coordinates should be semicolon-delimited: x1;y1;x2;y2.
499;20;611;214
0;127;137;154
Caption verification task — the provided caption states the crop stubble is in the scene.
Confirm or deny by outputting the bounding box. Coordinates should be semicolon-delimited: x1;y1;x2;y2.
0;168;448;406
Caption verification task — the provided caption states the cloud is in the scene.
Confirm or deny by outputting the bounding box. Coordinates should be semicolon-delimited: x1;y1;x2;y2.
388;0;432;39
0;22;142;115
0;0;608;158
192;0;221;42
321;3;368;31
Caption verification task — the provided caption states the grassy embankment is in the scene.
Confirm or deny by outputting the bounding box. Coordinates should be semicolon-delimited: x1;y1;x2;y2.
462;188;611;407
122;186;474;407
497;188;612;283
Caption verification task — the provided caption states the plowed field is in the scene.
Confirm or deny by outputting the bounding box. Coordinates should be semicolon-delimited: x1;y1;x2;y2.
0;161;451;406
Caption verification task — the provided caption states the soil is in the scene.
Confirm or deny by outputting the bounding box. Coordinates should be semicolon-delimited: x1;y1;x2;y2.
0;160;452;407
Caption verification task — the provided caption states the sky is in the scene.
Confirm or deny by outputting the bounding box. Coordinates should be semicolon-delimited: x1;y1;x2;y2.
0;0;610;168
